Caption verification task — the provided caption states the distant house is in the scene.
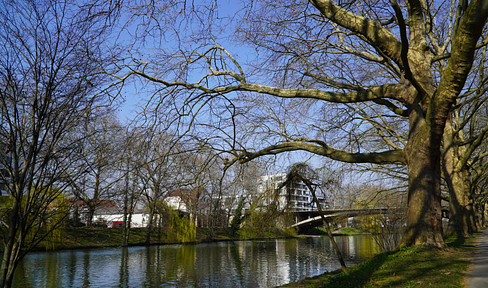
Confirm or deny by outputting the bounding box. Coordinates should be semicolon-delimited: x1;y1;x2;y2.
69;199;119;225
71;199;118;215
97;209;150;228
163;188;207;214
163;188;220;227
70;199;151;228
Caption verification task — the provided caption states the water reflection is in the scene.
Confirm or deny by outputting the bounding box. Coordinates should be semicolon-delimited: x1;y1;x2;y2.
13;235;380;288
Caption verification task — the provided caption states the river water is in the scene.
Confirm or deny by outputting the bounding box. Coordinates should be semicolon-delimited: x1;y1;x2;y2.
13;235;381;288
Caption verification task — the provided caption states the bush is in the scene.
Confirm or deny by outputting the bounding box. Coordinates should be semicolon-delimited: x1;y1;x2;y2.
164;208;196;243
238;207;296;239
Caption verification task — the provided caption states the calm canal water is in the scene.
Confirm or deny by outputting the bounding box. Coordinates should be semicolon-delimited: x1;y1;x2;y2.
13;235;381;288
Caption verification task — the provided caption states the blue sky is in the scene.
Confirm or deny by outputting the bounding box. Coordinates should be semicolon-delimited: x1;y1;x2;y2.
115;0;246;124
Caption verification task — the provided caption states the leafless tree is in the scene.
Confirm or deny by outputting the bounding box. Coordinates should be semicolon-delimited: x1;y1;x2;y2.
109;0;488;248
0;1;115;286
441;58;488;238
64;109;124;226
283;162;347;271
118;126;146;246
131;127;181;243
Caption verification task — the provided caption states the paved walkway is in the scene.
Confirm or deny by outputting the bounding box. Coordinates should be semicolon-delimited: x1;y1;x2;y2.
466;229;488;287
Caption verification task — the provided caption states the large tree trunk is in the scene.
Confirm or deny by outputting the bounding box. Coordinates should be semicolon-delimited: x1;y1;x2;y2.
0;199;21;288
0;240;19;288
145;202;156;245
442;120;478;238
399;109;445;248
475;198;487;230
445;169;476;237
86;203;96;227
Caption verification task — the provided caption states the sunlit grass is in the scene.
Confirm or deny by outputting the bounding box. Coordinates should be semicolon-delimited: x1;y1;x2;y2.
280;234;477;288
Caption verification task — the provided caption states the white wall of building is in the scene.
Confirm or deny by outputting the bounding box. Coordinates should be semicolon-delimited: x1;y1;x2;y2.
257;173;324;212
164;196;189;213
94;211;150;228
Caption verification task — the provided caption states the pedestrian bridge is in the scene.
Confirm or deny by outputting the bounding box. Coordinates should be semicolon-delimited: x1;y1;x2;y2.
288;207;448;230
287;208;402;230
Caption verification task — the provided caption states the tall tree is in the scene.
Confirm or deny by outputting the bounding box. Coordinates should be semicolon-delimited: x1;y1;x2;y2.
119;126;145;246
133;128;179;244
64;109;124;226
441;46;488;238
0;1;114;286
111;0;488;247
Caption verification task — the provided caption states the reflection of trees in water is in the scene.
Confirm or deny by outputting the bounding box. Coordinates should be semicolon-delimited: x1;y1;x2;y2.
67;253;77;287
286;238;334;282
142;245;197;286
82;252;90;288
13;237;382;287
119;247;129;287
45;254;60;288
230;242;245;286
335;235;383;260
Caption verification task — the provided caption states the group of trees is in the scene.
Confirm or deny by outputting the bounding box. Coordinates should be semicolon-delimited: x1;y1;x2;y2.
2;0;488;286
0;2;247;286
107;0;488;248
0;1;115;286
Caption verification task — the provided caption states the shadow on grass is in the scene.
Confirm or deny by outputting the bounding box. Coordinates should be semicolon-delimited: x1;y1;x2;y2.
282;235;478;288
446;233;481;249
319;252;394;288
447;236;466;248
307;243;472;288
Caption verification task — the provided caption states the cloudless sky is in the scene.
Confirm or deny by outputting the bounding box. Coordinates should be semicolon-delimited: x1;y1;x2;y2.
111;1;386;180
116;0;245;124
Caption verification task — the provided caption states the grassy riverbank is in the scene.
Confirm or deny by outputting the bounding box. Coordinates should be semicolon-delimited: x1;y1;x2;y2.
39;226;358;251
280;235;478;288
38;227;239;250
29;226;366;251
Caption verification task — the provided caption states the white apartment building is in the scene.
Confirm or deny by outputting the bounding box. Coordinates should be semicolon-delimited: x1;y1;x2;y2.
257;173;326;212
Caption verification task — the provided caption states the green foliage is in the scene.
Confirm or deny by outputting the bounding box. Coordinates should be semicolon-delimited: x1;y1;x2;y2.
359;211;405;252
44;223;63;251
331;227;363;235
230;198;244;236
39;191;70;251
280;227;298;238
238;207;296;239
0;196;13;244
163;206;196;243
239;209;278;239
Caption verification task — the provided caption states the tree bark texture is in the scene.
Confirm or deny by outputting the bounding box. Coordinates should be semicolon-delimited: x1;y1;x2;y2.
0;199;21;288
443;121;477;238
400;108;444;247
